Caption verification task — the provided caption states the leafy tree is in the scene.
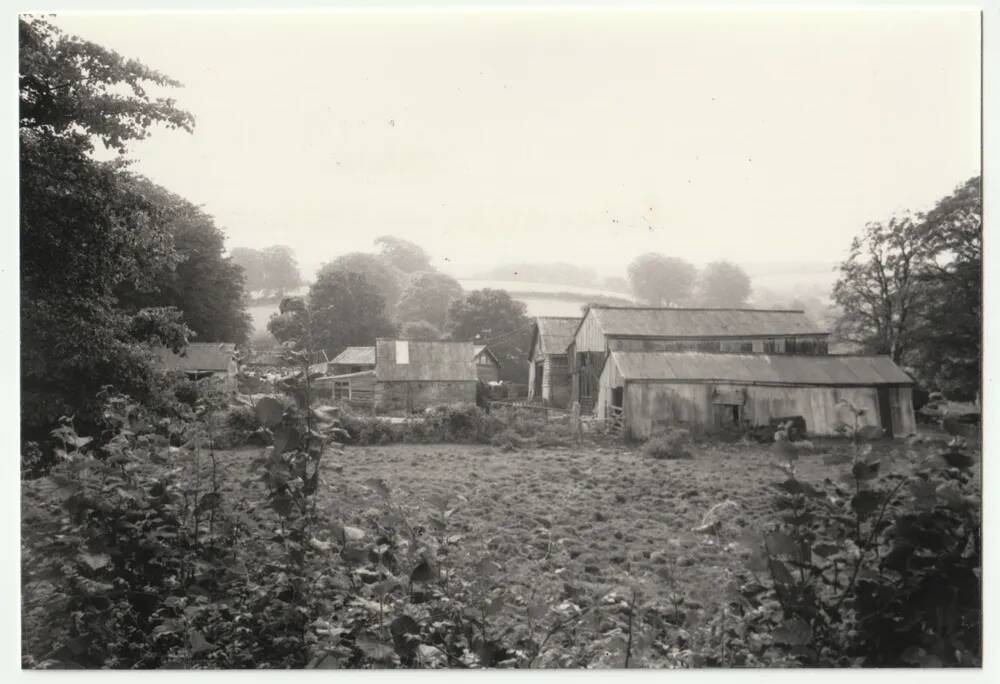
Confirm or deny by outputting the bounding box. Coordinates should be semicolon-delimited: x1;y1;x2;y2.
399;320;443;341
627;253;697;306
910;177;981;399
396;271;463;329
231;245;302;296
305;270;395;358
20;17;194;435
375;235;432;274
119;181;251;344
831;216;926;364
447;289;530;382
696;261;752;307
319;252;402;317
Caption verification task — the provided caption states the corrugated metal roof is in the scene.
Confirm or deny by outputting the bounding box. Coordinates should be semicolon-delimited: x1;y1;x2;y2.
591;307;827;338
375;339;478;382
154;343;236;372
535;316;581;355
610;351;912;386
331;346;376;366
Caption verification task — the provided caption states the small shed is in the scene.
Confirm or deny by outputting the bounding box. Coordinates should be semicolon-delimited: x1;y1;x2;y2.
597;351;916;440
329;346;376;375
153;342;239;392
527;316;580;408
473;345;502;383
314;369;376;403
375;339;478;412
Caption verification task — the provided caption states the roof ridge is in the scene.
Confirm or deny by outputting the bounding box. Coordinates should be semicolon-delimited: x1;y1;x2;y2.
594;306;808;313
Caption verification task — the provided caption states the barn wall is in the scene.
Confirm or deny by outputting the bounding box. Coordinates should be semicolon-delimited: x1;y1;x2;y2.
596;356;625;420
527;360;538;400
622;382;908;440
890;387;917;436
545;355;571;408
375;381;477;413
573;310;607;353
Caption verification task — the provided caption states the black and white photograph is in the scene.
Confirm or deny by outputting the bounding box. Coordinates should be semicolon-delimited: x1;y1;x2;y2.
8;1;992;673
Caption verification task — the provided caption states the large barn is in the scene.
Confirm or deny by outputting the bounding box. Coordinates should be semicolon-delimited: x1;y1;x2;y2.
374;339;478;412
568;307;830;412
527;316;580;408
596;351;916;439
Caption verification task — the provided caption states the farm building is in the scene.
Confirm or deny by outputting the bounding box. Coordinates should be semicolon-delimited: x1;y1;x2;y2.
329;346;376;375
153;342;239;391
569;307;830;412
244;349;329;374
595;351;915;440
374;339;478;412
315;370;375;403
473;345;502;383
527;316;580;408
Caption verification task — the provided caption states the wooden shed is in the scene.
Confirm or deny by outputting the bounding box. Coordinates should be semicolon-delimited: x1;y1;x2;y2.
569;307;830;412
314;369;375;403
374;339;478;413
329;346;376;375
527;316;580;408
473;345;502;383
153;342;239;392
596;351;916;440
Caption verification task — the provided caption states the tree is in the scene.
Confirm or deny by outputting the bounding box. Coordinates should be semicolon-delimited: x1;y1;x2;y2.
831;216;926;364
319;252;402;317
119;180;251;344
396;271;463;329
696;261;752;307
399;320;443;341
910;177;981;399
231;245;302;296
447;289;531;382
20;17;194;435
375;235;432;274
627;253;697;306
306;270;396;358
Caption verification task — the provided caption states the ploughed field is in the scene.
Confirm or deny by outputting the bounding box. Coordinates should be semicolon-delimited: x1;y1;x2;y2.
211;439;898;665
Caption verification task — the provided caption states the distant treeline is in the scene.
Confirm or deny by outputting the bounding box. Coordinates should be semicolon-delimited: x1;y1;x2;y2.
473;263;631;294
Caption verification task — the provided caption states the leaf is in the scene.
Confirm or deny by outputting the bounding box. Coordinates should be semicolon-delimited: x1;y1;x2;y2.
309;537;332;552
390;615;420;639
475;558;501;577
857;425;884;441
194;492;221;516
773;617;812;646
850;490;882;518
416;644;447;667
272;425;294;454
254;396;284;428
189;630;215;655
765;531;800;558
356;636;394;662
484;593;505;617
343;525;365;542
363;478;391;498
900;646;942;667
527;601;548;622
341;544;370;564
78;551;112;571
410;560;435;583
769;559;795;587
812;542;843;558
938;450;975;469
852;460;881;481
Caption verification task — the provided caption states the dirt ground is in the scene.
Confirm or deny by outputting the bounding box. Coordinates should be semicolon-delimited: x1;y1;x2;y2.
215;439;878;621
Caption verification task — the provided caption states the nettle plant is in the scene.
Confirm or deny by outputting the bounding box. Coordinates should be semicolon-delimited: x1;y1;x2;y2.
732;399;981;667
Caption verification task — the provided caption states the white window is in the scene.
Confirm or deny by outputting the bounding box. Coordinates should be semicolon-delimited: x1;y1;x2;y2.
395;340;409;365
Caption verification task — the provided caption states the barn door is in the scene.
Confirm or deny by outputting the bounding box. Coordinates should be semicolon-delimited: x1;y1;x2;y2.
876;386;894;438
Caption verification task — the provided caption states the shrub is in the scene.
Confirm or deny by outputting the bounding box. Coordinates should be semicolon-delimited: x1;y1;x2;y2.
642;429;693;460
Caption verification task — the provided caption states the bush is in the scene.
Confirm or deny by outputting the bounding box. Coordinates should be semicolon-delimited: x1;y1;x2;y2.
642;429;693;460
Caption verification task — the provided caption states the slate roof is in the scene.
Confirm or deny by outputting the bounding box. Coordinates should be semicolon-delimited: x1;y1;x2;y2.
331;346;376;366
588;307;827;338
533;317;582;356
609;351;912;386
375;339;478;382
154;343;236;372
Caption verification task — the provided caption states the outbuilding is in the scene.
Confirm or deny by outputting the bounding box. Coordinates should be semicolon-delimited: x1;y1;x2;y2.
153;342;239;392
374;339;478;412
473;345;502;383
329;346;376;375
527;316;580;408
596;351;916;439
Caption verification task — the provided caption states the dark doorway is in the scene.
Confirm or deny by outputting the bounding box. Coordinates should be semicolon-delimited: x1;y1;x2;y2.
534;361;544;399
876;387;894;438
611;386;624;409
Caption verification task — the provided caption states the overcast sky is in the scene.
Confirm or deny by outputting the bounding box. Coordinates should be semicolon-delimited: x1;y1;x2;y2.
51;9;980;281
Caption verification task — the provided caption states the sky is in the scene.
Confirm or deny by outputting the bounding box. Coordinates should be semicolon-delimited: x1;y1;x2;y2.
50;9;981;282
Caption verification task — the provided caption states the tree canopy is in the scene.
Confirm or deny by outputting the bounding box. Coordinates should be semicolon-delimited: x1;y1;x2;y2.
318;252;402;317
627;253;697;306
20;17;196;434
375;236;432;274
230;245;303;296
302;270;396;358
696;261;752;308
396;271;464;330
399;320;443;341
447;289;531;382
